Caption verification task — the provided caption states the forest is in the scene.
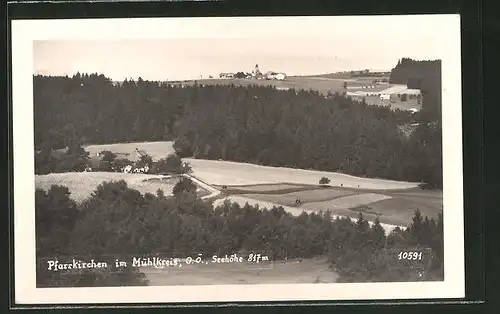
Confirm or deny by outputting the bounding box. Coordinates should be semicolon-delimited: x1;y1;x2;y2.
34;73;443;188
36;180;444;287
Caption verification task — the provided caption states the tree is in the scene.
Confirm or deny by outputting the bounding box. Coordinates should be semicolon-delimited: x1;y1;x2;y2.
173;137;193;158
111;158;132;172
36;185;78;256
99;150;117;163
135;153;153;169
36;182;149;288
370;217;386;249
172;177;198;196
152;154;192;174
319;177;331;185
234;72;246;79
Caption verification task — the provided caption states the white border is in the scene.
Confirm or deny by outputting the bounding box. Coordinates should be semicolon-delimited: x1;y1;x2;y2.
12;15;464;304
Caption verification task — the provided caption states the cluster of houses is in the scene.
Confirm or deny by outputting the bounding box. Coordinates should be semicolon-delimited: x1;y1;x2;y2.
83;148;152;173
219;64;286;81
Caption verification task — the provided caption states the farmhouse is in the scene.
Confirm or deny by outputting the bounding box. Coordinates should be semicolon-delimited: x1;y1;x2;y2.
219;73;234;79
275;73;286;80
265;71;287;81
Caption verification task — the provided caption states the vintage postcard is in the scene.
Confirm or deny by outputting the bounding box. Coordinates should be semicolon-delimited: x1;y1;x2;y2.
11;15;464;304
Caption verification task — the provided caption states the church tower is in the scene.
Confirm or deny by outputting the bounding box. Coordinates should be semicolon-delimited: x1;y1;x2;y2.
252;64;261;77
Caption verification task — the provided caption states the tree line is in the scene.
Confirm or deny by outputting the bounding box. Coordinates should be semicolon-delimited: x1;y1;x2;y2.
34;73;442;188
36;180;444;287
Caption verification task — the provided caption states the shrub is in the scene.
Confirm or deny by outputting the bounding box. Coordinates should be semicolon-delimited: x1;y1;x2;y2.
152;154;192;175
99;150;117;163
111;158;133;172
172;177;198;196
319;177;331;185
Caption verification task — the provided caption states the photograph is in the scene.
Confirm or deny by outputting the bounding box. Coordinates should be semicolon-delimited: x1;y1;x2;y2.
12;15;464;304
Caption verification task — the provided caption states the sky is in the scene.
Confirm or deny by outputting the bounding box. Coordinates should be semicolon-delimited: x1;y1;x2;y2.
32;16;450;81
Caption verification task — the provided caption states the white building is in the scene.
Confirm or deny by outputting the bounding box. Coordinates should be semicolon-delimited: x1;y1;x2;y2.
275;73;286;80
265;71;286;80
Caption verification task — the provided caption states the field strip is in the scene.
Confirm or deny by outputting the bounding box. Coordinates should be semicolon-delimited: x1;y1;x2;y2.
213;196;403;234
185;158;420;190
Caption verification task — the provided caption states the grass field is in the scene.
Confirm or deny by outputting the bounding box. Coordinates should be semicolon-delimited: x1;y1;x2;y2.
239;189;356;207
173;76;346;95
217;183;315;193
304;193;393;210
298;191;440;226
214;182;442;228
185;158;420;190
140;256;337;285
365;196;443;226
35;172;180;203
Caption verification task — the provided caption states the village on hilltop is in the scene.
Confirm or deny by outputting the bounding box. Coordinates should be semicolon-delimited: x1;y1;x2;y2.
217;64;286;81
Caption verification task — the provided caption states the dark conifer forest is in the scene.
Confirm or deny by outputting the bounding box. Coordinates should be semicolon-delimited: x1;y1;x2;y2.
34;73;442;188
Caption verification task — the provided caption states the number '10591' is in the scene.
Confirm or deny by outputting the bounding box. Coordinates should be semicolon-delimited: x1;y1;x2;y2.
397;251;423;260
